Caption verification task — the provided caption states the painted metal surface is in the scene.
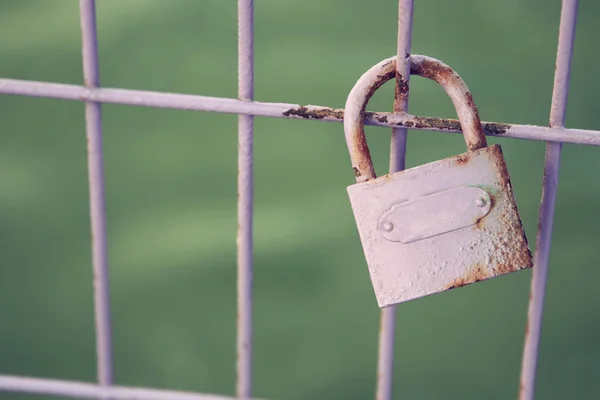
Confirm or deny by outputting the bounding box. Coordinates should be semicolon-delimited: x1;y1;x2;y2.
0;0;595;398
344;55;532;307
376;1;414;398
389;0;414;172
1;79;599;146
237;0;254;398
78;0;114;389
519;1;580;399
347;145;533;307
343;55;488;183
0;375;264;400
378;186;492;244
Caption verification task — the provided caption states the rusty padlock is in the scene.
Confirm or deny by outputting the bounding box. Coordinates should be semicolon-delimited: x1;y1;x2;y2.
344;55;533;308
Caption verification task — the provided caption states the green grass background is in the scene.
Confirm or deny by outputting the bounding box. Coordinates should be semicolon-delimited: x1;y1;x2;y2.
0;1;599;399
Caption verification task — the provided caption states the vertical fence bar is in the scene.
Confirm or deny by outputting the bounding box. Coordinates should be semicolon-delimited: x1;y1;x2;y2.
79;0;114;388
389;0;414;174
518;1;579;399
375;1;414;400
237;0;254;399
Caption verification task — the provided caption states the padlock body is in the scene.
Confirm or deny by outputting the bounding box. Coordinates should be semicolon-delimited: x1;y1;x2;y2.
347;144;532;308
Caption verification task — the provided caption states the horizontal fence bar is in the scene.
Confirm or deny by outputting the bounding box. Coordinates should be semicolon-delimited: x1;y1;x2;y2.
0;375;264;400
0;78;599;146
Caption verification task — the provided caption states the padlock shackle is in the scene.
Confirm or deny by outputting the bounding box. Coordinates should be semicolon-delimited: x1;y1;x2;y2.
344;55;487;182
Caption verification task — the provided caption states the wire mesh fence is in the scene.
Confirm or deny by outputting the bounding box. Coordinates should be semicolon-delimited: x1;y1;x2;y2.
0;0;597;399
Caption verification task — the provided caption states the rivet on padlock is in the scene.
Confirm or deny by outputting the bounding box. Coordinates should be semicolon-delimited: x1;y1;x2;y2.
344;55;533;308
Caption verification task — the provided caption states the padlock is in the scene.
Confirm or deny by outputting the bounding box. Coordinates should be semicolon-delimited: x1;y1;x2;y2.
344;55;533;308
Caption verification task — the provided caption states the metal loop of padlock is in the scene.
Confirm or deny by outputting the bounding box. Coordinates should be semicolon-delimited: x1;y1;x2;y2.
344;55;533;308
344;54;487;183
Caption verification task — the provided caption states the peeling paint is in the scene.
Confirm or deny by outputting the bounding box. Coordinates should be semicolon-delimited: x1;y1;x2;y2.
484;122;512;135
282;106;343;120
395;73;410;104
446;264;490;290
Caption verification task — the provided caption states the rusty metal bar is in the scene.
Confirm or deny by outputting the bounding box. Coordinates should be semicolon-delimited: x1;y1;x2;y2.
0;79;595;147
376;1;414;399
519;1;579;399
344;55;489;182
79;0;113;388
1;78;597;146
237;0;254;398
389;0;414;172
0;375;263;400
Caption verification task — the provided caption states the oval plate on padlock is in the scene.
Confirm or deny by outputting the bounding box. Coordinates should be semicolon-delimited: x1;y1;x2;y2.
378;186;492;244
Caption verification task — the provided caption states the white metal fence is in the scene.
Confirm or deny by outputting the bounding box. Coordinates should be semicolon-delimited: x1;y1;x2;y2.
0;0;597;399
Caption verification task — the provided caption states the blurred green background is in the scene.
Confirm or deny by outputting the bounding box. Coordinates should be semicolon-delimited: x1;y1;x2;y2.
0;0;599;399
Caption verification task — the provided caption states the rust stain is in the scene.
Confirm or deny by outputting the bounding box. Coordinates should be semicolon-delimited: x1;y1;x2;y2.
489;145;534;269
475;217;485;230
474;191;494;230
493;263;519;275
396;116;462;131
522;227;533;259
464;91;476;110
351;69;395;181
365;71;396;103
352;123;375;179
281;106;512;140
365;112;388;124
381;59;394;68
445;263;491;290
396;120;413;128
499;208;509;220
410;58;455;84
410;57;487;150
394;117;512;137
488;191;497;208
282;106;343;120
484;122;512;135
395;73;410;104
463;91;486;150
490;145;511;182
454;153;471;165
463;92;485;149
